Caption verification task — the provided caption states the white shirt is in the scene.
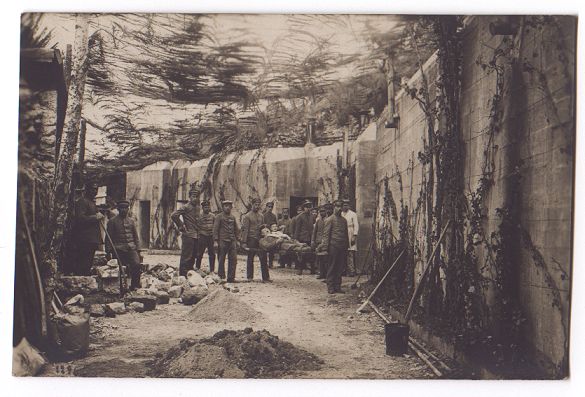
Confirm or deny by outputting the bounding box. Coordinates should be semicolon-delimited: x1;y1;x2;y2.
342;209;359;251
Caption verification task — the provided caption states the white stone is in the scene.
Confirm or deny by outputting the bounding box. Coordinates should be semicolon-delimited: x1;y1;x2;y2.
168;285;183;298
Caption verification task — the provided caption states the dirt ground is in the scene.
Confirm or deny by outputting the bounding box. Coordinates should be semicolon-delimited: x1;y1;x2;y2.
43;253;434;379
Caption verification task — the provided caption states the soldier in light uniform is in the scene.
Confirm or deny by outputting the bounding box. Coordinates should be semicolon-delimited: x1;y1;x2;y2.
341;198;359;276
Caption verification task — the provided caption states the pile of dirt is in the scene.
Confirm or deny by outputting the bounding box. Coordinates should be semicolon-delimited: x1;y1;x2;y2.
150;328;324;378
187;288;262;323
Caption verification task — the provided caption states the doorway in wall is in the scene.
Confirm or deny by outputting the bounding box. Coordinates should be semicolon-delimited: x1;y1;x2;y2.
139;200;151;249
289;196;318;218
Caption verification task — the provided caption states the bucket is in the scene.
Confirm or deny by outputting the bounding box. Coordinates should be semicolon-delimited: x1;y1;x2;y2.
385;322;409;356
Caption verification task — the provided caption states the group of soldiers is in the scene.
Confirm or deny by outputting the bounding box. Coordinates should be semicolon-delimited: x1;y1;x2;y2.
69;183;143;291
171;185;360;294
68;182;360;295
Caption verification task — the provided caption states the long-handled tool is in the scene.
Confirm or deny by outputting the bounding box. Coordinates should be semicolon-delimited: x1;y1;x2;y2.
404;221;450;322
98;221;127;297
356;249;404;313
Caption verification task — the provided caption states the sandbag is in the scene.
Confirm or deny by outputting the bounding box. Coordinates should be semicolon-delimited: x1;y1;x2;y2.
12;337;46;376
50;312;90;358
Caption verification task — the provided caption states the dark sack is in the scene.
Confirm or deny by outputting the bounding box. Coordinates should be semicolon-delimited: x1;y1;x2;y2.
50;312;90;359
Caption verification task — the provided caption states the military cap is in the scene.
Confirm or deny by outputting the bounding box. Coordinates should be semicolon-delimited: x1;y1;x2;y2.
116;200;130;208
251;197;261;204
302;199;313;207
222;200;233;206
201;200;210;206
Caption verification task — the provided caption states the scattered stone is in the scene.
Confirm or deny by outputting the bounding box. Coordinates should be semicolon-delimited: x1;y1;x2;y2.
168;285;183;298
65;294;84;306
141;274;158;289
186;270;206;288
326;298;339;305
92;253;108;267
347;315;354;321
89;304;105;318
204;275;216;285
106;259;119;268
128;302;145;313
181;285;209;305
155;281;172;292
172;275;187;286
104;302;126;317
96;266;119;279
60;276;99;294
155;290;170;304
127;295;157;311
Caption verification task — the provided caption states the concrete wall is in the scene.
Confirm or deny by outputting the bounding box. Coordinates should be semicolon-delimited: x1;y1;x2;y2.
374;16;575;376
126;140;379;250
354;123;378;271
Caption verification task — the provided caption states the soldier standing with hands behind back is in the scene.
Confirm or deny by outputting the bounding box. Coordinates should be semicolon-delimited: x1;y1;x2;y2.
318;200;349;294
106;200;141;291
241;198;270;282
195;200;216;273
171;186;200;277
213;200;240;282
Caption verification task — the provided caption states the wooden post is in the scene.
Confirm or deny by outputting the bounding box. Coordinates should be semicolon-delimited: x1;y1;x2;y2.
387;57;396;116
64;44;72;88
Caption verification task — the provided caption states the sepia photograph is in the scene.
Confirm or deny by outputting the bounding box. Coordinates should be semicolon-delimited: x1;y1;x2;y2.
11;8;576;386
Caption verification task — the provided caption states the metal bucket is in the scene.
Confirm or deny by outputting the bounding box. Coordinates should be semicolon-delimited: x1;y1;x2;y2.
385;323;409;356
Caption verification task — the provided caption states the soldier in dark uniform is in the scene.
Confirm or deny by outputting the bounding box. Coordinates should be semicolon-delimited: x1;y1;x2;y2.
106;200;141;291
293;199;316;275
213;200;240;282
71;183;104;275
241;198;270;282
318;200;349;294
263;201;278;268
195;200;216;272
171;186;200;276
312;204;330;279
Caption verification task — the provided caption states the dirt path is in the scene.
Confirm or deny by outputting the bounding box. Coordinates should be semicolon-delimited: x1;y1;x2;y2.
46;254;433;379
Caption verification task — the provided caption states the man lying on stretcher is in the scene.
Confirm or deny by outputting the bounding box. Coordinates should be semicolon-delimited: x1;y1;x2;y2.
259;224;312;254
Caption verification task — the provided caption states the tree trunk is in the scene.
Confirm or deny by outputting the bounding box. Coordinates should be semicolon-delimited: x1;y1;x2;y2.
48;13;90;267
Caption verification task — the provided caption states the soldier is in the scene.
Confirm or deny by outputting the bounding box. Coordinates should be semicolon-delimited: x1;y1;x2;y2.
318;200;349;294
105;200;141;291
171;186;200;277
71;183;104;276
341;199;359;276
195;200;216;273
242;198;270;282
213;200;240;282
263;201;277;268
293;200;316;275
312;204;330;280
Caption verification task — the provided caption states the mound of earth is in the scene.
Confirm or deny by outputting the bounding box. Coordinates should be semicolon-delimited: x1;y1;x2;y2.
150;328;324;378
187;288;262;323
